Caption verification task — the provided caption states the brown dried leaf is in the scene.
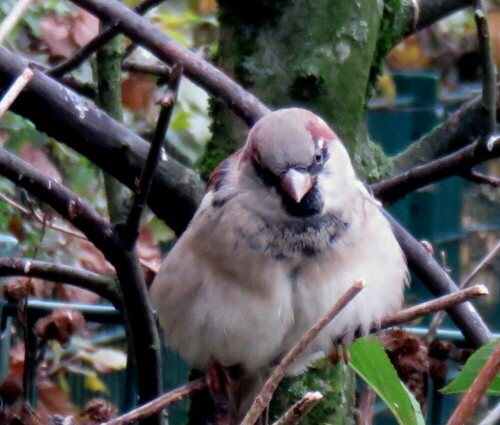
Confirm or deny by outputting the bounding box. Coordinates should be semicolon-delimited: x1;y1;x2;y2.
122;73;156;112
8;343;25;377
379;329;429;412
34;309;85;345
20;145;63;183
40;14;75;58
0;375;23;405
55;284;100;305
74;239;114;275
71;10;99;48
137;226;161;272
3;277;33;302
36;379;77;420
80;398;117;425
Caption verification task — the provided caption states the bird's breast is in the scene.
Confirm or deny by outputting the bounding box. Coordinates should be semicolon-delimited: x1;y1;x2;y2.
235;212;348;261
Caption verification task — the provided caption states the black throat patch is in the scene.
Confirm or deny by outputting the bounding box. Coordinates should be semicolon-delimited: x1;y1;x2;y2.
236;212;348;260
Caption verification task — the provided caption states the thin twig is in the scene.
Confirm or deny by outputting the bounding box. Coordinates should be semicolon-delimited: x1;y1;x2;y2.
125;63;183;242
0;0;34;45
240;281;365;425
462;169;500;187
446;340;500;425
0;67;33;118
123;60;171;78
474;0;497;147
102;378;207;425
0;190;87;240
462;240;500;288
379;284;489;330
48;0;166;77
426;240;500;341
356;386;376;425
271;392;323;425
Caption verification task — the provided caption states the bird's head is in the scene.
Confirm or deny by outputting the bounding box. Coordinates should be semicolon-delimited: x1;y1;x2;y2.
239;108;356;218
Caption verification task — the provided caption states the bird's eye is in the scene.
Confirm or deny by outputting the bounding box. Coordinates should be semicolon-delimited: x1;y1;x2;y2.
314;153;323;164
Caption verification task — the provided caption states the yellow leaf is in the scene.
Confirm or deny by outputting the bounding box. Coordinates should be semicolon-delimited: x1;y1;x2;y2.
85;373;108;393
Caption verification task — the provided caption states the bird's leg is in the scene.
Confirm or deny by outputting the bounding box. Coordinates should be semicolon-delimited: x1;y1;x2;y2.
206;359;233;425
329;337;350;364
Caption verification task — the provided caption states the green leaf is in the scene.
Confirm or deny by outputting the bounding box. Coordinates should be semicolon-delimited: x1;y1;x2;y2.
441;338;500;395
349;337;425;425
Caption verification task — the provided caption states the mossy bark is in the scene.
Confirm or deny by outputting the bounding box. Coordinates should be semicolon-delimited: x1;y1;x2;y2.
199;0;405;180
95;34;131;225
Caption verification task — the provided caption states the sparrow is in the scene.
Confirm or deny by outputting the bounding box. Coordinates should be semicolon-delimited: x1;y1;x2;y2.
150;108;408;420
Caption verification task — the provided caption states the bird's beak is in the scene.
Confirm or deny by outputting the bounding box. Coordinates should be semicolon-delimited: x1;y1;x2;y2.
280;169;313;203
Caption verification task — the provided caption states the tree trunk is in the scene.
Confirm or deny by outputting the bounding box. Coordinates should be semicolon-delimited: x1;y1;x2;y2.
199;0;395;180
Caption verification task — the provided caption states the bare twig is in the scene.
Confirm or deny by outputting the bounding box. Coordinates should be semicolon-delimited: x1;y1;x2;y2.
379;285;489;330
462;169;500;187
0;67;33;118
0;190;87;240
462;240;500;288
0;257;120;306
123;60;171;78
48;0;166;77
0;0;34;45
356;386;376;425
427;240;500;341
446;340;500;425
271;392;323;425
474;0;497;147
125;63;182;242
70;0;271;125
102;378;207;425
240;281;365;425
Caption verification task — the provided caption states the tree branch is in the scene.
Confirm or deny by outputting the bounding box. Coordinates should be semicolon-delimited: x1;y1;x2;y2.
384;213;493;347
0;148;161;423
0;67;33;118
0;258;121;307
379;284;488;330
272;392;323;425
391;94;489;174
0;45;204;234
125;63;182;242
102;378;208;425
372;141;500;203
462;169;500;187
69;0;270;126
474;0;497;146
393;0;474;45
